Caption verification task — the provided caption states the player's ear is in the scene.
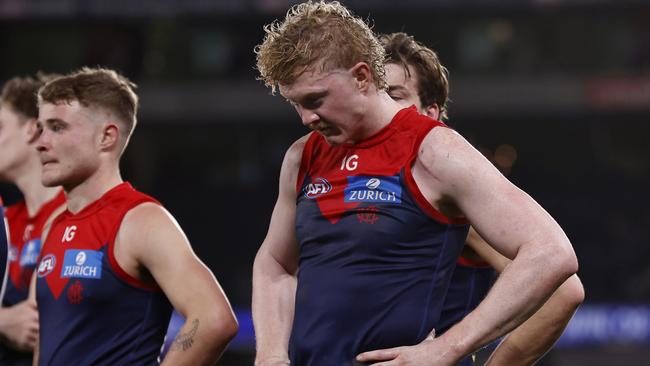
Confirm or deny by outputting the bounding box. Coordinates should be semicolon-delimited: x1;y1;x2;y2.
350;62;372;92
422;103;440;120
25;118;40;144
99;122;120;151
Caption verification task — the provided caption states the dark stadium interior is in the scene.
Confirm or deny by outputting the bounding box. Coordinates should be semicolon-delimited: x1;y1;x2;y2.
1;0;649;364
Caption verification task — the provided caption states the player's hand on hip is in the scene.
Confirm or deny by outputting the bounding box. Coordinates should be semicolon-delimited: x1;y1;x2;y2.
356;330;457;366
0;299;39;351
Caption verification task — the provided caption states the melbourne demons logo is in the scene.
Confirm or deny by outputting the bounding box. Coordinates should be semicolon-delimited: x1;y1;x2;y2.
303;178;332;199
357;206;380;224
67;280;84;304
37;254;56;278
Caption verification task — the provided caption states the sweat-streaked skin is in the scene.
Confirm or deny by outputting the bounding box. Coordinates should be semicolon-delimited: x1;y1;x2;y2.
382;59;584;366
255;58;579;366
36;102;113;194
279;65;399;146
33;96;238;366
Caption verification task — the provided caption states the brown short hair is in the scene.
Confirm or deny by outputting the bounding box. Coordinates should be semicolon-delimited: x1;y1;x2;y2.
38;67;138;144
1;73;57;120
255;0;386;93
380;32;450;120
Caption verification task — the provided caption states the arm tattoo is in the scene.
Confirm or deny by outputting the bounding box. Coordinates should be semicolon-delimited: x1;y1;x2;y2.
170;319;199;352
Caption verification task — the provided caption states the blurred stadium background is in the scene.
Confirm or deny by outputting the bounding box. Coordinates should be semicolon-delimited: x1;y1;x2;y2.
1;0;649;364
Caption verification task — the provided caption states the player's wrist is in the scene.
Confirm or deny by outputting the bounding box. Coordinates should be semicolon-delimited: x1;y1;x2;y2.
254;354;290;366
432;330;471;364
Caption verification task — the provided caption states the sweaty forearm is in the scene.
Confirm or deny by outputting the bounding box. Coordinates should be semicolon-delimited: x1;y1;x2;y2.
485;274;584;366
253;256;297;365
438;245;577;361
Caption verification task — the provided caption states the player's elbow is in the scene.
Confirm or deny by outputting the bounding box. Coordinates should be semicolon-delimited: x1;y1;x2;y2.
253;249;269;275
528;237;578;287
253;246;296;279
217;308;239;341
555;244;579;281
545;237;579;282
559;275;585;311
206;309;239;347
220;314;240;343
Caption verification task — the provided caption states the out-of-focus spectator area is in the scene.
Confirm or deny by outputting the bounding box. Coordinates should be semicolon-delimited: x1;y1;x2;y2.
1;1;649;364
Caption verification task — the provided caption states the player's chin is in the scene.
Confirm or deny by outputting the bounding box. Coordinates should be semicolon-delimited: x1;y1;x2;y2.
41;172;63;188
320;131;345;146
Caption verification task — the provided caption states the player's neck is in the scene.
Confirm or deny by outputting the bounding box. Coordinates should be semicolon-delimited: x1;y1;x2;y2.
64;167;123;214
354;92;403;142
13;157;61;218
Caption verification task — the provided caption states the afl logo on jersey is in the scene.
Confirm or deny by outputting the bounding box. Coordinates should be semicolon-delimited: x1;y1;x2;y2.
38;254;56;278
304;178;332;199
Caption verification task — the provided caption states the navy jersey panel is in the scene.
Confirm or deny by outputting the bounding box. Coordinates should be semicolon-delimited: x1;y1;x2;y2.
35;183;172;366
289;107;470;365
437;264;496;335
159;310;186;362
37;245;172;366
292;182;468;364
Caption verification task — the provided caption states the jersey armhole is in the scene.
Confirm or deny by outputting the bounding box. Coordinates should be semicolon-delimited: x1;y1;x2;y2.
457;255;491;268
403;124;469;226
107;198;162;292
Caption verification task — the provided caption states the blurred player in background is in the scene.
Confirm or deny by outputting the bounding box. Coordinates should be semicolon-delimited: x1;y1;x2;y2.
380;31;584;365
0;197;9;305
33;67;237;365
0;75;65;366
252;1;579;365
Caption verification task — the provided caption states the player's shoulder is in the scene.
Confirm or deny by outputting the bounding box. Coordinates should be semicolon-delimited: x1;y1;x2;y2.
117;202;182;248
283;132;314;169
122;201;169;227
421;123;464;150
286;132;313;158
115;201;187;266
118;202;174;243
418;125;475;171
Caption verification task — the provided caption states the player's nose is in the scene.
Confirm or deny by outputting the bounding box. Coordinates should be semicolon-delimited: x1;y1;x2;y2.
297;106;319;126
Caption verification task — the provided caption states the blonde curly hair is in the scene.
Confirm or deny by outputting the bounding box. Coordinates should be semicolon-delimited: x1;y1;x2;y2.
255;1;386;93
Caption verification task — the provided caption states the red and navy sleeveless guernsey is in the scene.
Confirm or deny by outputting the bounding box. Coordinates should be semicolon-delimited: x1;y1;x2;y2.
35;183;172;366
438;256;496;366
438;256;495;336
2;191;64;366
3;190;65;307
290;107;470;365
0;196;9;301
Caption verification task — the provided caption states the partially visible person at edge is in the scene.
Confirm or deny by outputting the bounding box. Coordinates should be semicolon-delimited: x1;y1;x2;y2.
0;75;66;366
31;67;238;365
0;197;9;306
380;31;584;365
251;2;580;366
